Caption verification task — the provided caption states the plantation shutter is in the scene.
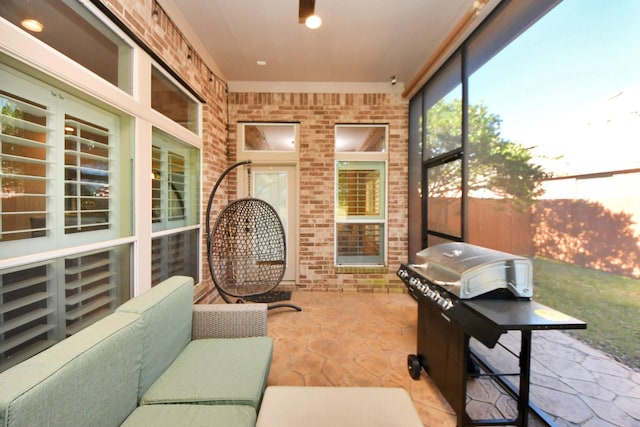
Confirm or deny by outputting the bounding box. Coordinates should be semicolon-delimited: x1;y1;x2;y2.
0;91;52;241
0;263;57;371
64;249;117;334
63;116;111;234
149;129;199;286
1;249;121;370
335;161;386;265
151;237;163;284
167;151;186;221
338;169;382;217
150;146;189;285
151;145;162;223
151;148;186;225
151;233;188;286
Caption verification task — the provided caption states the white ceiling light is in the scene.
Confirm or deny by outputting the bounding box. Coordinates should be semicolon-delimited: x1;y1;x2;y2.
305;15;322;29
21;18;44;32
299;0;321;29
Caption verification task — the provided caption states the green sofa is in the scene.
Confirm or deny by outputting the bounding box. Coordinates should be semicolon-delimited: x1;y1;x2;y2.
0;276;273;427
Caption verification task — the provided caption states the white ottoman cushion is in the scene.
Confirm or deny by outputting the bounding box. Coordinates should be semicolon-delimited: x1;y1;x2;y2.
256;386;422;427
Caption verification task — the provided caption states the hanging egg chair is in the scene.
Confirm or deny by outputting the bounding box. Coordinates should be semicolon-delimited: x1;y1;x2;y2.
205;160;301;311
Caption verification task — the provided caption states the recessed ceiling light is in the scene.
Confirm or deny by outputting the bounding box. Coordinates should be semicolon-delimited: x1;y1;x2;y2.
305;15;322;29
21;18;44;33
256;60;267;66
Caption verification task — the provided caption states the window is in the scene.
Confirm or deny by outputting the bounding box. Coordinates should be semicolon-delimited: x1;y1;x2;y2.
151;229;199;286
242;123;296;152
238;122;299;162
423;54;464;246
1;64;133;255
424;55;462;160
335;125;388;266
0;0;133;93
427;158;462;243
151;67;199;133
0;244;131;371
150;128;200;285
0;64;133;371
335;125;386;153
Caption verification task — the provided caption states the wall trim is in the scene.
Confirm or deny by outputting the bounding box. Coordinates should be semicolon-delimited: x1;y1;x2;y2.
228;81;405;94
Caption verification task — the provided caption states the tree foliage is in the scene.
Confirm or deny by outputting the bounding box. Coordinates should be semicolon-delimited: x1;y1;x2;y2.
426;98;550;210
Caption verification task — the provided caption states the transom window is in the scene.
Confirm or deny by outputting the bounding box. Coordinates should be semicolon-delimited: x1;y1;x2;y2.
237;122;299;162
0;0;133;93
151;67;199;134
242;123;296;152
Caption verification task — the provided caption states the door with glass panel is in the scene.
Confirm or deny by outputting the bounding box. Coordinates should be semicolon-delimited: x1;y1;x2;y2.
239;165;297;283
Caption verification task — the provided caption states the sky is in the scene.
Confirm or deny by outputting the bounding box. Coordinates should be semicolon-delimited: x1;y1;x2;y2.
468;0;640;176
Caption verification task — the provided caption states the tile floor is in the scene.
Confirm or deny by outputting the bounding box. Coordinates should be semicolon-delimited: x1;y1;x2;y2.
266;291;457;426
265;291;640;427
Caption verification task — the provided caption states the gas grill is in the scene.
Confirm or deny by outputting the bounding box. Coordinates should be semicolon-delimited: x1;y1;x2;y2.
399;242;533;348
412;242;533;300
397;243;586;427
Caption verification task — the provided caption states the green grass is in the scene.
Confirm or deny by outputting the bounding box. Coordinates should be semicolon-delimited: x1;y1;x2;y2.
532;257;640;371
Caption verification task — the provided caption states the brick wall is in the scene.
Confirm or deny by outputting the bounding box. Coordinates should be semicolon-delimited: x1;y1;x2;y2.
99;0;411;296
228;93;410;293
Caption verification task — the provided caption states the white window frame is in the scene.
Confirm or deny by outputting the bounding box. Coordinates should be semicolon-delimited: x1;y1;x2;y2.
0;64;125;255
237;122;300;162
150;128;201;285
151;65;201;135
151;132;198;232
334;124;389;267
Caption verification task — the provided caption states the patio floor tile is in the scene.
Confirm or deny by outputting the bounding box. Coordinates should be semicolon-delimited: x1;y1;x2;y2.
264;291;639;426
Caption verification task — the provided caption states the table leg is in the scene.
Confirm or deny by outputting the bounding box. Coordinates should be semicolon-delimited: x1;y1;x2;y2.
518;331;532;427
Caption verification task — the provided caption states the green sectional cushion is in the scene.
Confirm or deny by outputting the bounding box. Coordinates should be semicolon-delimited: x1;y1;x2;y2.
116;275;194;401
140;336;273;409
122;404;256;427
0;312;142;427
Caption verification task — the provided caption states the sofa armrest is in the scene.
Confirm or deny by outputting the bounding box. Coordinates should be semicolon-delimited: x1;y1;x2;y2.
192;303;268;339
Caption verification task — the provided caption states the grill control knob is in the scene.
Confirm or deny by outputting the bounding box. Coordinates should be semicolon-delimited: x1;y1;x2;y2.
418;280;428;292
438;298;453;311
430;290;440;302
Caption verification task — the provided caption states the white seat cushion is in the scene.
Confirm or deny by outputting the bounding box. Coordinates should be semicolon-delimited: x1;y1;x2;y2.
256;386;423;427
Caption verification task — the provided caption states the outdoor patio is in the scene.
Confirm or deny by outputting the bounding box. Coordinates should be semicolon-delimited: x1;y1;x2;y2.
266;291;640;426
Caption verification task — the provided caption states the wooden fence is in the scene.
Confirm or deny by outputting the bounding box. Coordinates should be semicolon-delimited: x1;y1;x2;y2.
431;187;640;279
432;193;640;279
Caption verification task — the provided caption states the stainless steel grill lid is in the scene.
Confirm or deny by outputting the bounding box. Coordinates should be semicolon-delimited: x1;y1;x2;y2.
412;242;532;299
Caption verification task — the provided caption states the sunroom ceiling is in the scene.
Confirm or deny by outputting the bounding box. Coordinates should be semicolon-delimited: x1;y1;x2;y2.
163;0;499;91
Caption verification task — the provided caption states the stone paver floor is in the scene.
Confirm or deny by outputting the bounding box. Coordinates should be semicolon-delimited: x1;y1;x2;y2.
472;330;640;426
266;292;640;427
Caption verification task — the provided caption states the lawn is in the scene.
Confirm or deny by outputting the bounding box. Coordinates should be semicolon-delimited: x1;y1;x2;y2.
532;257;640;371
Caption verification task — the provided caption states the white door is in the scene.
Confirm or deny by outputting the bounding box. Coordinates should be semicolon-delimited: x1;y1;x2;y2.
241;165;297;283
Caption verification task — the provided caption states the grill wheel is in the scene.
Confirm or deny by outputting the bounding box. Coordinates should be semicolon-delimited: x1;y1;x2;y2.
407;354;421;380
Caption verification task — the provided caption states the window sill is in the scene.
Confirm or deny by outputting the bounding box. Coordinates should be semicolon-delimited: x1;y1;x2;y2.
335;266;388;274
